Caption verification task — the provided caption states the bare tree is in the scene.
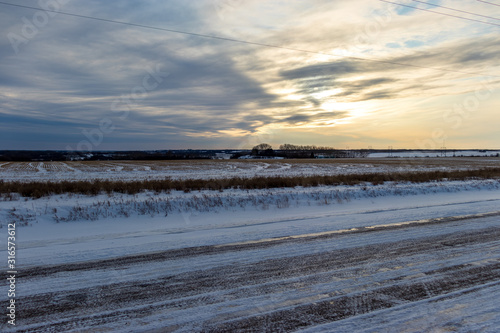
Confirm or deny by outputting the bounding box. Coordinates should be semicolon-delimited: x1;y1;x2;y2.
252;143;274;156
253;143;272;150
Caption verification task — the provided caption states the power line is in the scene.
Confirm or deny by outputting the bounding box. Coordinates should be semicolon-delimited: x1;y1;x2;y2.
379;0;500;27
410;0;500;21
477;0;500;7
1;1;499;78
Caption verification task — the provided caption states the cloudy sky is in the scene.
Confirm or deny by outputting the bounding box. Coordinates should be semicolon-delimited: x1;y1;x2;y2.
0;0;499;150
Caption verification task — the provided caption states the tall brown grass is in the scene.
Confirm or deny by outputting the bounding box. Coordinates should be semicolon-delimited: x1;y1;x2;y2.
1;168;499;198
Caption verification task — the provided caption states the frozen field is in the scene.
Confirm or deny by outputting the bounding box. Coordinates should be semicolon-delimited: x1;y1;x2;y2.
1;157;499;182
0;158;499;332
367;150;500;158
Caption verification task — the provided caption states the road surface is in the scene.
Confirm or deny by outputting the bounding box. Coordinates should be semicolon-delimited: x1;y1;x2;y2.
4;213;500;332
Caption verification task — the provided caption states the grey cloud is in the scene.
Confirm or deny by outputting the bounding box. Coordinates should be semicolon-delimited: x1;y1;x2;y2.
389;36;500;70
278;111;348;125
0;1;287;148
280;61;359;81
226;110;348;130
282;35;499;82
355;90;396;101
278;35;500;105
343;78;397;89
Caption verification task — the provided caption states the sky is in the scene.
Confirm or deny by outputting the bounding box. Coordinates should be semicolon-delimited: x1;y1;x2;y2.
0;0;499;151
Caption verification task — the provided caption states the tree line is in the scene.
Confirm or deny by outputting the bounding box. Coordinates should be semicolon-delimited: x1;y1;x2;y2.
250;143;363;158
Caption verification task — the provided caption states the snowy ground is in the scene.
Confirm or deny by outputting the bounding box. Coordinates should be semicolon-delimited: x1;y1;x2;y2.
1;157;499;182
367;150;500;158
1;159;499;332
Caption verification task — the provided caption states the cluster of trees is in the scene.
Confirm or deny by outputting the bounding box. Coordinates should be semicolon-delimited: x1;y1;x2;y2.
279;144;335;151
0;151;68;161
249;143;374;158
251;143;275;156
251;143;341;158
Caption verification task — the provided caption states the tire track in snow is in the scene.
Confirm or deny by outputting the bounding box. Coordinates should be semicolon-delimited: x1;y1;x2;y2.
5;218;500;332
12;210;500;279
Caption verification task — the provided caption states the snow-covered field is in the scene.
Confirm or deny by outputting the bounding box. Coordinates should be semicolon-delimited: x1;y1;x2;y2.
1;158;499;332
368;150;500;158
0;157;499;182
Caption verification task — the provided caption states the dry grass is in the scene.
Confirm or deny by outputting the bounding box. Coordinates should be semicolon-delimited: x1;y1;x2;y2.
1;167;500;198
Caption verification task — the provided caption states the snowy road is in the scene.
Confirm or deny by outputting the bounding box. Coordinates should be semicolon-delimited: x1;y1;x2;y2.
6;212;500;332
